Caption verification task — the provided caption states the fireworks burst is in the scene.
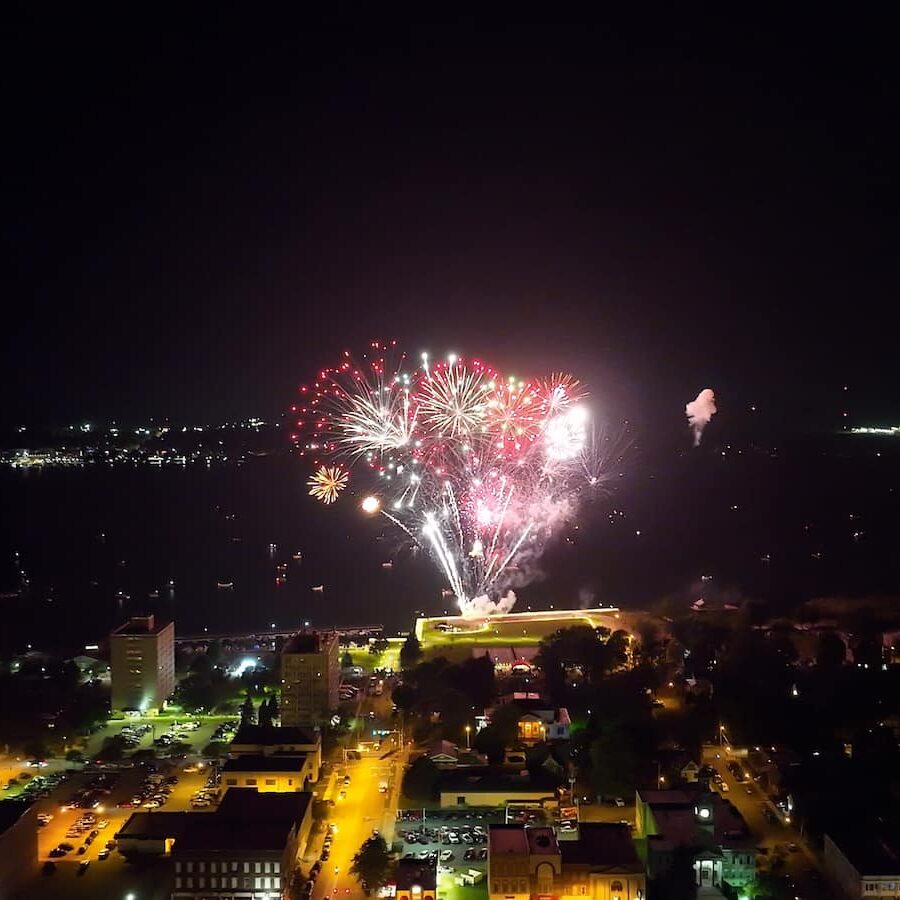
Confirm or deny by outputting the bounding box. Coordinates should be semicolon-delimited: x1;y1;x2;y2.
295;347;626;616
307;465;349;504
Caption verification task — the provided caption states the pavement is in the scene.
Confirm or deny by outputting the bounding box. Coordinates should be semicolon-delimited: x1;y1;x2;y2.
13;755;217;899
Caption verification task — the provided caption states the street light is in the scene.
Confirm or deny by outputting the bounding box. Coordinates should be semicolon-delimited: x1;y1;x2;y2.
465;725;471;751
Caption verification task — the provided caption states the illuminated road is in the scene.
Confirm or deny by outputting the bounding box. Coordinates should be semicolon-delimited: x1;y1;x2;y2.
701;746;826;898
309;742;409;900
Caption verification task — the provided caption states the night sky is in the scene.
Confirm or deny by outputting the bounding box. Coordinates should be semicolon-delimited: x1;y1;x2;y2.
4;14;898;429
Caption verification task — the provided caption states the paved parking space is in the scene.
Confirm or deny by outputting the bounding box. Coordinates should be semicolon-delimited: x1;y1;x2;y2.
395;809;500;889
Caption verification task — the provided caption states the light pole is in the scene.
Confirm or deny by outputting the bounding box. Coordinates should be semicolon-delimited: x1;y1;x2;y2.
465;725;471;751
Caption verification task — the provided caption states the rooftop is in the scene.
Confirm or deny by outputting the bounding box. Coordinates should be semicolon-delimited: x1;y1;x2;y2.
829;830;900;876
117;812;192;840
559;823;643;870
0;801;31;837
438;769;560;794
283;631;336;654
232;724;319;747
526;827;560;855
217;788;311;823
222;753;308;773
638;788;753;851
489;825;530;855
111;614;171;636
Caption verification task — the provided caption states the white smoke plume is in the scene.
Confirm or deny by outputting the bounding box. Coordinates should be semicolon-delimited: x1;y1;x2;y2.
685;388;717;446
458;590;517;619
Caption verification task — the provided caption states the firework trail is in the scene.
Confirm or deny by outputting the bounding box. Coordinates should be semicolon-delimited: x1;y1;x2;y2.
293;344;624;617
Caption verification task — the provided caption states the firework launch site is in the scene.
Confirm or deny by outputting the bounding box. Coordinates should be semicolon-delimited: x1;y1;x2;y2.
414;606;631;655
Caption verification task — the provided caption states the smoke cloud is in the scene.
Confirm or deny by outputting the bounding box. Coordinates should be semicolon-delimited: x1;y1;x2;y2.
685;388;717;446
458;590;517;619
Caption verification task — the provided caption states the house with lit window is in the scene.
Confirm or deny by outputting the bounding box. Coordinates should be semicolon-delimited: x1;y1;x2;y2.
171;789;311;899
634;789;755;894
480;693;572;744
488;823;645;900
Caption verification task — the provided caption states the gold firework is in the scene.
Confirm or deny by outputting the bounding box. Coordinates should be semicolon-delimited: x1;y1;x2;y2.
307;465;349;504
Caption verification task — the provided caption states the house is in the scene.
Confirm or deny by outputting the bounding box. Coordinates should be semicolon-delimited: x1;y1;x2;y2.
824;830;900;899
634;788;756;894
679;760;701;783
488;823;646;900
483;693;572;743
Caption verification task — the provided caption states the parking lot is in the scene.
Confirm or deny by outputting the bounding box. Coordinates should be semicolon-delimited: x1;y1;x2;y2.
396;809;502;886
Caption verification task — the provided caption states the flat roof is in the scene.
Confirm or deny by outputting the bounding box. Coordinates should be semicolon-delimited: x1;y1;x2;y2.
829;830;900;876
0;801;31;837
283;631;336;654
111;615;172;636
559;823;642;870
222;754;308;773
232;724;318;746
117;812;192;839
638;789;752;851
489;825;530;854
439;770;559;794
217;788;311;823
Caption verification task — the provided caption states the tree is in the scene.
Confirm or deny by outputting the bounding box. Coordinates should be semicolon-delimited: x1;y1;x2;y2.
400;633;423;670
350;835;391;890
402;756;439;804
98;734;128;761
258;697;273;727
65;748;85;762
474;702;522;764
268;694;280;724
815;631;846;671
369;638;389;656
203;741;230;758
341;650;354;669
589;722;638;798
24;738;49;760
240;693;256;726
206;639;223;667
391;682;416;713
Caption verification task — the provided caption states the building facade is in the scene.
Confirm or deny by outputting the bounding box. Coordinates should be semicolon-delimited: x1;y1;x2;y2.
824;831;900;899
110;615;175;713
280;632;340;728
0;802;38;897
221;753;318;793
488;823;645;900
170;790;311;900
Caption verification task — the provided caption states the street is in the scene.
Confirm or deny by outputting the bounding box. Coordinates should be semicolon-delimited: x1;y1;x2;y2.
701;746;831;899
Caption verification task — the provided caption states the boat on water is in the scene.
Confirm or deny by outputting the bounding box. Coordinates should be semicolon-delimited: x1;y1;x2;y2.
381;561;393;569
311;585;324;592
217;582;234;590
292;551;303;560
148;590;160;599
